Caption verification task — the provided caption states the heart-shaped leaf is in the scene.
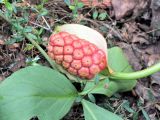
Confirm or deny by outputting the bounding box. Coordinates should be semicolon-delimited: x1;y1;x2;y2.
0;66;77;120
82;99;123;120
82;78;119;97
82;47;137;96
107;47;137;92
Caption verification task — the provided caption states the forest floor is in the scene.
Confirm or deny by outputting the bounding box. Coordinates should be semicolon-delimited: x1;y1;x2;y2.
0;0;160;120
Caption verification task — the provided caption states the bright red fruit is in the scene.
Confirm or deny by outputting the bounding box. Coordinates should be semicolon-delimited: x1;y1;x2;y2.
48;32;107;79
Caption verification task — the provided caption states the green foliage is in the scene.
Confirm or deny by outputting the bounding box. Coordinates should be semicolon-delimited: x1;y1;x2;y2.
92;9;109;20
0;47;133;120
122;100;135;113
92;10;98;19
82;100;123;120
0;65;124;120
0;66;77;120
5;1;13;12
64;0;84;17
82;47;137;97
1;0;48;44
108;47;137;92
98;12;108;20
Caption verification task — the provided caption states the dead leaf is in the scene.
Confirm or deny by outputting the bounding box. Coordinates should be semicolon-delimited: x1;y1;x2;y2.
9;53;26;72
147;54;160;86
112;0;138;20
16;0;29;7
151;0;160;36
151;72;160;85
116;42;143;70
135;83;150;101
0;76;5;81
132;33;149;45
71;0;111;7
8;43;20;50
0;40;4;45
155;104;160;111
112;0;149;20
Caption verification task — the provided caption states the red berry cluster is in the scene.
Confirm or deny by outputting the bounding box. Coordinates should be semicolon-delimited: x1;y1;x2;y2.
48;32;106;79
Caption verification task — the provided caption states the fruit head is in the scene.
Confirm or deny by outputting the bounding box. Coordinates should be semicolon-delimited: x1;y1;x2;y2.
48;31;107;79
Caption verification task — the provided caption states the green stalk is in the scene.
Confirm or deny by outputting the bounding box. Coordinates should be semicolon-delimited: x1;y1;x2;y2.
24;33;57;70
110;62;160;80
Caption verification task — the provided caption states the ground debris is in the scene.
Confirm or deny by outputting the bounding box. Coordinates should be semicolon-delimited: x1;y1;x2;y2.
151;0;160;36
112;0;149;20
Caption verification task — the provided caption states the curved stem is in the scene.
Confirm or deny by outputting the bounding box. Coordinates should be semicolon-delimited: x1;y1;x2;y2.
24;33;57;70
110;62;160;80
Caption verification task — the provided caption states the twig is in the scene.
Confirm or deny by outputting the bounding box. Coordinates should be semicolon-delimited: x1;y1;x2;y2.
29;21;51;31
27;3;53;32
41;16;53;32
24;33;57;69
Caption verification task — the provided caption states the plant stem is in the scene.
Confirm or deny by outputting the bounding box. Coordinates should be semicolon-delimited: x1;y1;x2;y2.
24;33;57;70
0;12;57;69
110;62;160;80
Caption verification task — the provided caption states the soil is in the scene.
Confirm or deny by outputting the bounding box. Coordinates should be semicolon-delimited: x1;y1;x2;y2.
0;0;160;120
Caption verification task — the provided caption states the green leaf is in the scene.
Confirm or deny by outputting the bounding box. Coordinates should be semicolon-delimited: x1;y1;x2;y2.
39;8;48;16
98;12;107;20
23;26;33;33
64;0;71;6
107;47;137;92
122;100;135;113
24;43;34;51
82;78;119;97
93;10;98;19
0;66;78;120
0;0;4;3
141;108;150;120
88;94;96;103
28;33;37;40
77;2;84;8
82;100;123;120
69;5;75;10
42;0;48;3
5;2;13;12
83;47;137;97
108;47;133;72
5;38;17;44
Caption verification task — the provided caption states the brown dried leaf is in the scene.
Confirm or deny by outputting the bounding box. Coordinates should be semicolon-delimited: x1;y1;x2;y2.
8;43;20;49
155;104;160;111
0;76;5;81
112;0;138;20
147;54;160;86
135;83;155;101
0;39;4;45
10;53;26;72
132;33;149;44
112;0;149;20
116;42;142;70
71;0;111;7
151;0;160;36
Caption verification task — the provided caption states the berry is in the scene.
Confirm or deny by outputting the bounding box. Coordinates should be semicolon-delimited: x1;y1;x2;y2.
48;31;107;79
